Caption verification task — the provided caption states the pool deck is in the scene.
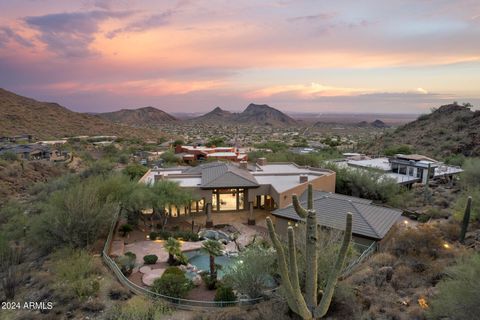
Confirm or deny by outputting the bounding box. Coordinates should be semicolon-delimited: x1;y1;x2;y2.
121;211;271;286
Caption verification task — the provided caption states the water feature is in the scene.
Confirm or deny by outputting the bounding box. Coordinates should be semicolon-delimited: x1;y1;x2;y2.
184;249;236;279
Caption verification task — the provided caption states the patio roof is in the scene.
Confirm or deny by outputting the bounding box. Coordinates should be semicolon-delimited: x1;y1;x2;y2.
184;162;259;188
273;191;402;240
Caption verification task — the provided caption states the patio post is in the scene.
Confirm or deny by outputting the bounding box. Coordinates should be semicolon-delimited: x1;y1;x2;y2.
248;201;255;225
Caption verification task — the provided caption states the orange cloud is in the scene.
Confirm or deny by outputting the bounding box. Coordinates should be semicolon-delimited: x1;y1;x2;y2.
245;82;374;99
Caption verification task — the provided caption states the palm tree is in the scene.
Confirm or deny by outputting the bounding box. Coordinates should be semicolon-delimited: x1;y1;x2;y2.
164;237;181;265
201;239;224;278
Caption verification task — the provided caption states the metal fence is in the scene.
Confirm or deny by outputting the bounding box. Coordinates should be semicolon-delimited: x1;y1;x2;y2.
341;241;377;278
101;212;271;309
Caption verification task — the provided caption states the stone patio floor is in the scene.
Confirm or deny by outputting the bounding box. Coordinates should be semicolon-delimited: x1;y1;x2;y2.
121;210;272;287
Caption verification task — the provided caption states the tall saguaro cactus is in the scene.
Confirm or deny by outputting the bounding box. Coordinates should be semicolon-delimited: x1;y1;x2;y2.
459;196;472;244
266;184;353;320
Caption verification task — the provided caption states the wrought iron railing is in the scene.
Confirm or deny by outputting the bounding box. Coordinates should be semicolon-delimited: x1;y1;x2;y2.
101;211;274;309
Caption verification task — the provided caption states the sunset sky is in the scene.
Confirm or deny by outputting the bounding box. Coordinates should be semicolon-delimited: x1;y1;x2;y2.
0;0;479;114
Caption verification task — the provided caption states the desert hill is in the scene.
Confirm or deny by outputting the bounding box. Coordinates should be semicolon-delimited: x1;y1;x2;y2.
0;88;161;140
98;106;177;127
365;103;480;158
191;103;297;126
190;107;234;123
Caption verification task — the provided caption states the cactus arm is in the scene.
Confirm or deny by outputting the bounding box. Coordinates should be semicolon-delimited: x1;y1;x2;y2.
460;196;472;243
307;184;313;210
266;217;311;319
314;213;353;319
305;210;318;310
287;227;303;299
292;195;307;218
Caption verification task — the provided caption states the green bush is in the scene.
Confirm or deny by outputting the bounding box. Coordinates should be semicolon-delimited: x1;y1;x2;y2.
124;251;137;260
152;273;193;298
123;163;148;180
214;285;237;302
201;273;218;290
427;254;480;320
163;266;184;276
104;296;171;320
149;232;158;240
0;151;18;161
119;224;133;237
143;254;158;265
52;248;101;300
116;254;136;276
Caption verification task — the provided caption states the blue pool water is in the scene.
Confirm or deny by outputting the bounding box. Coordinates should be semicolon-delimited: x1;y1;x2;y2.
184;250;235;279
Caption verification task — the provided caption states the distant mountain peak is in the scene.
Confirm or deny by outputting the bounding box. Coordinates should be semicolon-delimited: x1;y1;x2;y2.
98;106;177;127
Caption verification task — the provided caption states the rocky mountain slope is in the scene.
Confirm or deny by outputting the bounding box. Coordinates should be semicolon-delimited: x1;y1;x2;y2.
0;88;161;140
191;103;297;126
98;106;177;127
365;103;480;158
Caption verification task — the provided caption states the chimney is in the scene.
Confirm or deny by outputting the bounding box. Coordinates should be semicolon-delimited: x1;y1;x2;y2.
299;174;308;183
239;161;248;170
257;157;267;166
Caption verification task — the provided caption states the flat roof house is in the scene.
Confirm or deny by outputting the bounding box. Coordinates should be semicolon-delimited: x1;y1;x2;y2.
342;154;463;186
140;158;336;226
174;145;248;163
272;190;402;248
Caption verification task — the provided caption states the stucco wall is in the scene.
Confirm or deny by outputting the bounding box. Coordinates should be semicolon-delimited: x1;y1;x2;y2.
276;172;336;208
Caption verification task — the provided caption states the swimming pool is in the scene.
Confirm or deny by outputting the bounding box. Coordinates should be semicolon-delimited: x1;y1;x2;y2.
184;250;236;279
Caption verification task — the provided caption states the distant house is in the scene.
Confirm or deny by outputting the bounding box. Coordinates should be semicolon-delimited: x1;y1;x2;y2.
339;154;463;186
174;145;248;163
272;190;402;247
0;143;70;162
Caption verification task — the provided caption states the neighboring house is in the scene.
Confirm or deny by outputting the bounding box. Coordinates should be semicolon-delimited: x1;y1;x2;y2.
139;158;336;225
336;154;463;186
272;190;402;247
174;145;248;163
0;144;70;162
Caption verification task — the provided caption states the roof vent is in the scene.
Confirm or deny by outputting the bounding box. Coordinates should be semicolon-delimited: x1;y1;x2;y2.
299;175;308;183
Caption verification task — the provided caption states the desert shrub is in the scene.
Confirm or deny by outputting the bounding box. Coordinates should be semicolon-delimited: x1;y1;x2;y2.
174;230;199;241
214;285;237;303
108;283;131;300
80;160;114;178
119;224;133;237
223;243;276;298
31;178;116;251
427;254;480;320
123;163;148;180
0;151;18;161
201;273;218;290
388;224;443;258
163;266;184;276
105;296;171;320
143;254;158;265
454;187;480;221
124;251;136;260
459;158;480;189
384;144;413;156
368;252;396;268
0;246;23;299
325;163;401;203
82;299;105;312
391;264;418;290
152;273;193;298
52;248;101;300
437;221;461;242
116;254;136;276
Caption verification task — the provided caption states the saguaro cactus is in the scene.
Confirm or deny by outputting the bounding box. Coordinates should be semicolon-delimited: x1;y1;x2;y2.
459;196;472;244
266;184;352;320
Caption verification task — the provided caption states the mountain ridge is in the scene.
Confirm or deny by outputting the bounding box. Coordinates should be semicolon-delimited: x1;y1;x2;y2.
97;106;178;127
0;88;162;140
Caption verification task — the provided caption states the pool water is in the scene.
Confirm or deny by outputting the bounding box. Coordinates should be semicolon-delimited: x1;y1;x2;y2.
185;250;236;279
